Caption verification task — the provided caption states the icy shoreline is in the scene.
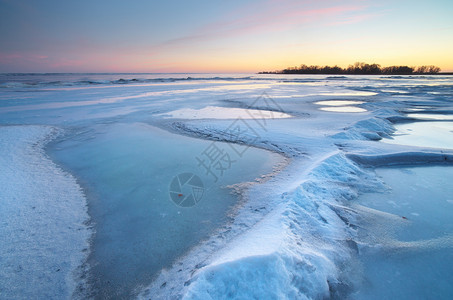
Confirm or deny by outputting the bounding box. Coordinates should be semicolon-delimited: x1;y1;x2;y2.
1;74;452;299
141;110;453;299
46;122;285;299
0;125;91;299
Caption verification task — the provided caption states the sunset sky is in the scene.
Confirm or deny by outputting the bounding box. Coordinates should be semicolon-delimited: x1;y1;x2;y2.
1;0;452;73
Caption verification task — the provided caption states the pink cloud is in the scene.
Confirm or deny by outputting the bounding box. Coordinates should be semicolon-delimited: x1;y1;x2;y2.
163;1;370;46
134;1;378;64
327;12;382;26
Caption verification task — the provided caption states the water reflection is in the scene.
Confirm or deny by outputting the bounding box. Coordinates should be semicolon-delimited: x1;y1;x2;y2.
407;113;453;121
383;121;453;149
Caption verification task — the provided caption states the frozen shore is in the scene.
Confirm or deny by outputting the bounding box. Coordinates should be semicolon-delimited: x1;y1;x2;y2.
0;126;91;299
138;78;453;299
1;74;452;299
142;114;453;299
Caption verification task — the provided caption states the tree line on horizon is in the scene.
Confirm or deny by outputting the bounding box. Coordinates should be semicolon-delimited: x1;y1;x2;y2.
260;62;441;75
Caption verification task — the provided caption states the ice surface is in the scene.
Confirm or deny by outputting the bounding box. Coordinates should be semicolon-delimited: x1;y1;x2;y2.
48;122;283;298
351;166;453;299
314;100;367;113
383;122;453;149
0;126;90;299
319;91;377;96
319;106;367;113
1;73;453;299
314;100;365;106
157;106;292;119
407;113;453;120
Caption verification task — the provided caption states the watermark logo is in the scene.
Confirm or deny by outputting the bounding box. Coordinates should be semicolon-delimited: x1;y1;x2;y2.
169;173;204;207
169;92;286;207
195;92;284;182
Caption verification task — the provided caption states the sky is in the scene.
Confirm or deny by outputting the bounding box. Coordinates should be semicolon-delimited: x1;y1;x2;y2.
1;0;452;73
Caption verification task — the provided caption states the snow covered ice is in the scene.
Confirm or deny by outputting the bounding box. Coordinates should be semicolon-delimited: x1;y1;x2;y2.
0;126;90;299
1;73;453;299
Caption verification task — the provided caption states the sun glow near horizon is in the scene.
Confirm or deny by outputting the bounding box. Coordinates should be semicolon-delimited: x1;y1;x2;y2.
1;0;452;73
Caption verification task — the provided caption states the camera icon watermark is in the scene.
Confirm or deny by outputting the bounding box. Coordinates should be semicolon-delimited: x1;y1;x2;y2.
169;173;204;207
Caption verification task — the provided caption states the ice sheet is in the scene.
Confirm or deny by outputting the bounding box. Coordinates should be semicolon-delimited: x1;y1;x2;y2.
383;122;453;149
407;113;453;120
320;106;367;113
351;166;453;299
314;100;365;106
48;122;283;299
157;106;292;119
1;74;453;299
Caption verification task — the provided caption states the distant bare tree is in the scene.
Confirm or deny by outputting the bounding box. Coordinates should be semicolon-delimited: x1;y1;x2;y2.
268;62;441;75
427;65;441;74
416;66;428;73
415;65;441;74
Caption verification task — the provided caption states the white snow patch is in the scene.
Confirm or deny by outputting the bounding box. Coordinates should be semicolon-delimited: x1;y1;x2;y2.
0;125;90;299
314;100;364;106
181;153;381;300
320;106;367;113
407;113;453;120
157;106;292;120
209;206;286;267
319;91;377;96
381;89;409;94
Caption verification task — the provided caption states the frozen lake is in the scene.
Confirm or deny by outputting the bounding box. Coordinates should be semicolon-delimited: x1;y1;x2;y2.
49;122;282;298
1;73;452;299
383;121;453;149
352;166;453;300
